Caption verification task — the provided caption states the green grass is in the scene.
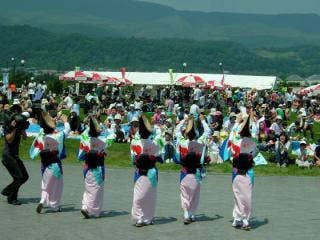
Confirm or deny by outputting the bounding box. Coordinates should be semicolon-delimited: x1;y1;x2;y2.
2;137;320;177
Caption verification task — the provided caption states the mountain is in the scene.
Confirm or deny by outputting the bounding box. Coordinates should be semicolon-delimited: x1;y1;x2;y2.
1;24;320;77
1;0;320;47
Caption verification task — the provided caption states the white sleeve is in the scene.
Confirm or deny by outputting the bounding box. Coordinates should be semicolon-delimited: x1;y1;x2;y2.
63;122;71;136
201;119;211;137
174;119;185;138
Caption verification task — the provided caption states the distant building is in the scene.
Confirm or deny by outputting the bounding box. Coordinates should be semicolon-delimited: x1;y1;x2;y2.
306;75;320;85
286;74;306;86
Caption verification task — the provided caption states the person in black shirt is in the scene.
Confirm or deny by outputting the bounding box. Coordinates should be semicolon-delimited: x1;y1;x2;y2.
1;105;29;205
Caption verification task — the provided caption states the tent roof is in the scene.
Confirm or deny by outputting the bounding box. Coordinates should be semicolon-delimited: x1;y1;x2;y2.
286;74;304;82
60;71;277;90
98;71;277;90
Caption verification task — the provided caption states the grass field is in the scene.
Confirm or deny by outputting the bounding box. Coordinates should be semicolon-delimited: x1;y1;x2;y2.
1;137;320;177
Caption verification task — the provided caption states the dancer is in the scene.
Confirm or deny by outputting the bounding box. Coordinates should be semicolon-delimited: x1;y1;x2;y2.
230;113;257;230
174;114;210;224
131;114;163;227
30;112;70;213
78;116;107;218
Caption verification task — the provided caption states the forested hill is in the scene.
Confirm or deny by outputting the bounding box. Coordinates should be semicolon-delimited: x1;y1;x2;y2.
0;24;320;77
1;0;320;47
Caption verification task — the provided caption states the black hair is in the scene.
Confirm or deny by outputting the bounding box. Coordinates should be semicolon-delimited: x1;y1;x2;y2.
239;119;251;138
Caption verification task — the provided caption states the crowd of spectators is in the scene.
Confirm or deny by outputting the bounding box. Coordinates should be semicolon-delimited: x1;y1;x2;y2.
1;80;320;168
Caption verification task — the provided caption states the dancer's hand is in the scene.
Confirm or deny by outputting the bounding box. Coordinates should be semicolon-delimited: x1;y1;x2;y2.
11;120;17;128
60;114;68;123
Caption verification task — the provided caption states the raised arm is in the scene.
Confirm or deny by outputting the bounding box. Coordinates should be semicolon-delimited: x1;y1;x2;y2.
199;114;211;138
174;118;186;138
60;114;71;136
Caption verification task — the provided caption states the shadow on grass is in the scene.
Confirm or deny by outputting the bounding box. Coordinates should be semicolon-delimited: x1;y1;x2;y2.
20;197;41;204
196;214;224;222
154;216;177;225
250;218;269;229
44;204;79;213
100;210;129;218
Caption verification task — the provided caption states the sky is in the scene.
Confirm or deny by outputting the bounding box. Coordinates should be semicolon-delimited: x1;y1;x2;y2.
140;0;320;15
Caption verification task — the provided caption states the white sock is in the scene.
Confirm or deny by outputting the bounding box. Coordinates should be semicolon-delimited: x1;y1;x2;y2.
184;211;189;219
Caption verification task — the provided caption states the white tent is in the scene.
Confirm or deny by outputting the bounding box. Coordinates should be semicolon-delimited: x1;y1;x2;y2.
60;71;277;90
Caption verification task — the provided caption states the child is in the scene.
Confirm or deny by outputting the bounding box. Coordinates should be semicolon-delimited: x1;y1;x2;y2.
296;141;313;168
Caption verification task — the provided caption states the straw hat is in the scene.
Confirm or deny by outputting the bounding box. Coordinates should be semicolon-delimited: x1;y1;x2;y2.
89;116;102;134
41;111;56;129
213;131;220;137
185;117;196;140
210;108;216;115
229;112;236;118
13;99;20;105
130;116;139;123
114;114;122;121
300;140;307;145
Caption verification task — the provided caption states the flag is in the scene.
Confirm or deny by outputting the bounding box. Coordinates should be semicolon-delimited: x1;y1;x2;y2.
29;130;66;160
168;69;174;85
220;72;225;85
253;152;268;165
120;67;126;79
219;137;231;161
78;129;107;161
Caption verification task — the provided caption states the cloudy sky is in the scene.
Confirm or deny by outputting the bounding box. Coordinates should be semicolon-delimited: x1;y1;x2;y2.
140;0;320;14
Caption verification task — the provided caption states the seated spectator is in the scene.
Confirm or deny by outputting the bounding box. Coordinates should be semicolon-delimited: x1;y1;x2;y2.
270;116;284;137
296;141;313;168
163;131;175;163
257;121;270;151
223;112;236;133
127;104;139;123
152;107;161;125
275;133;291;167
62;93;73;110
303;108;314;140
113;114;125;143
208;131;223;164
286;120;300;137
159;111;167;126
68;110;81;134
314;139;320;167
104;106;117;125
128;117;139;142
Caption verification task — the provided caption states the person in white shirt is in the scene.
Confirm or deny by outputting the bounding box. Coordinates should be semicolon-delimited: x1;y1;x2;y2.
63;93;73;110
193;87;201;101
189;101;200;119
208;131;223;164
270;116;284;137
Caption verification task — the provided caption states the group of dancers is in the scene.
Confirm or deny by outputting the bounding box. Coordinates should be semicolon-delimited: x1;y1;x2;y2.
4;110;257;230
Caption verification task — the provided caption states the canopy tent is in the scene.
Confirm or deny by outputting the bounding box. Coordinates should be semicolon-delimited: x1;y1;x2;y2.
59;71;277;90
296;84;320;96
59;71;92;81
176;74;205;87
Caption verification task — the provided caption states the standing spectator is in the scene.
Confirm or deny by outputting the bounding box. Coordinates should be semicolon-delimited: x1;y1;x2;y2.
189;100;200;119
1;105;29;205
